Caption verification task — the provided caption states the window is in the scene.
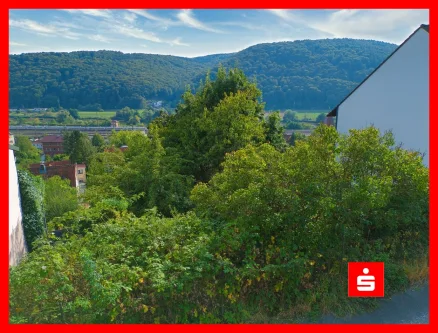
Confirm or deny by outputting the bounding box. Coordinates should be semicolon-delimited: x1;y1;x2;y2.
77;169;84;174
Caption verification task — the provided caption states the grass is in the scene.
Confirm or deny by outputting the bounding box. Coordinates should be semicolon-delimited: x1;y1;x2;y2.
78;111;116;119
295;113;321;121
402;257;429;285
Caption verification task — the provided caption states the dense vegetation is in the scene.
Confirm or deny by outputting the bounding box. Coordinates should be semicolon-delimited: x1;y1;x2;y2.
10;68;428;324
220;39;397;110
17;171;45;252
9;39;396;111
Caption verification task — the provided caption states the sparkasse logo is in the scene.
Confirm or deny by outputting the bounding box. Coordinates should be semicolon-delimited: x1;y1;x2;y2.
348;262;385;297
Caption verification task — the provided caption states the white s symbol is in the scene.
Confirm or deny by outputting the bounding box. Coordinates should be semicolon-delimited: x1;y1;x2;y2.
357;268;375;291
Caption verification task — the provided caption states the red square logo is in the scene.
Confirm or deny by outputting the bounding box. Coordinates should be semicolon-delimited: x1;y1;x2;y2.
348;262;385;297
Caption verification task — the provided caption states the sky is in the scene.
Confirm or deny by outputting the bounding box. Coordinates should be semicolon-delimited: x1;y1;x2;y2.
9;9;429;57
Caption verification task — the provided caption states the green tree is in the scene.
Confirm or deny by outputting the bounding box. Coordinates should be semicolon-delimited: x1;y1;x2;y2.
63;131;95;164
316;112;326;123
288;132;307;146
44;176;78;222
283;110;297;122
263;111;287;151
91;133;105;151
56;110;74;124
158;67;266;182
14;135;41;168
68;109;80;119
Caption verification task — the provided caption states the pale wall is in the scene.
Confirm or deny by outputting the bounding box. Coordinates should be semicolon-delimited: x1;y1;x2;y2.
9;149;27;266
336;28;429;165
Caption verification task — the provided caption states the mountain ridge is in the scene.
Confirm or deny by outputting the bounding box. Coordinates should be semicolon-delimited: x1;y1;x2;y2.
9;38;397;111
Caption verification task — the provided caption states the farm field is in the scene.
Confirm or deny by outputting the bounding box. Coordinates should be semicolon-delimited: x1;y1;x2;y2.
78;111;117;119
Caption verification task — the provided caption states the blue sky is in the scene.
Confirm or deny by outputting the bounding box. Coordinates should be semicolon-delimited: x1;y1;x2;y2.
9;9;429;57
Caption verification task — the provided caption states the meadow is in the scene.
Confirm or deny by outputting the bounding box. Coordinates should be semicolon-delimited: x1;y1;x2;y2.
77;111;117;119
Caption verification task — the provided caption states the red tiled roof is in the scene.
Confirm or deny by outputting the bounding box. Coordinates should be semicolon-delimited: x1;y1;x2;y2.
38;135;64;143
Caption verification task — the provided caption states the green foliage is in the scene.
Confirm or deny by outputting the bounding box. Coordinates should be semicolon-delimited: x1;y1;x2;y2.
315;113;326;123
56;110;74;124
9;211;214;323
63;130;95;164
68;109;80;119
9;39;396;111
17;170;45;252
10;125;428;323
44;176;78;223
219;39;397;110
91;134;105;151
158;67;266;182
9;51;209;110
285;122;302;129
264;112;287;151
14;135;41;168
89;128;194;217
288;132;307;146
283;110;297;122
191;125;428;316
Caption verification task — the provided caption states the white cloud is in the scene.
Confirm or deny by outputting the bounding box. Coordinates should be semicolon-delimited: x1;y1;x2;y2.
9;41;27;46
267;9;429;43
63;9;113;19
312;9;428;41
88;34;112;43
9;18;82;40
10;18;56;34
169;37;190;47
176;10;223;33
127;9;171;23
123;12;137;23
113;25;161;43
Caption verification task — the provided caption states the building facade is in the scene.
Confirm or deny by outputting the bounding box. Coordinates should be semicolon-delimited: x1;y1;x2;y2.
28;160;86;191
327;24;429;166
38;135;64;156
9;145;27;266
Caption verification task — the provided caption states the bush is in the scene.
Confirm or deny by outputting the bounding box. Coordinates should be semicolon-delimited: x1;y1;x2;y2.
17;170;46;251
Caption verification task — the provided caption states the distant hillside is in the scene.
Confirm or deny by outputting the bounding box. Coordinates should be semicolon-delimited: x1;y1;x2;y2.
9;39;397;111
220;39;397;110
9;51;209;110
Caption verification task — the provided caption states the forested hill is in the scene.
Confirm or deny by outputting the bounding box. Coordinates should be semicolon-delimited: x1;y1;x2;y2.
9;39;397;111
220;39;397;110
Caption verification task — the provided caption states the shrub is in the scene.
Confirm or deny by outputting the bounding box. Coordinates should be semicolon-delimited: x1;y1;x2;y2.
17;170;46;251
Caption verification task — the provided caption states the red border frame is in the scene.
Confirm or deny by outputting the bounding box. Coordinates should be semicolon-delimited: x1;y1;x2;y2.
3;3;434;332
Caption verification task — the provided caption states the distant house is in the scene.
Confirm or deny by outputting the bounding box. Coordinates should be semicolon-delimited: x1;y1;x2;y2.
9;144;27;266
111;120;119;128
326;24;429;166
31;138;43;150
28;160;86;193
32;108;48;112
38;135;64;156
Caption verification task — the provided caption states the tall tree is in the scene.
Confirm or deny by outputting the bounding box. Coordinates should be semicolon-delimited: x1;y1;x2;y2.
264;112;287;151
91;133;105;152
63;131;95;164
283;110;297;123
157;67;266;182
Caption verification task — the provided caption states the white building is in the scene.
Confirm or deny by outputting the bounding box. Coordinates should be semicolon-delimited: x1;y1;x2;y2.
327;24;429;166
31;138;43;150
9;144;27;266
